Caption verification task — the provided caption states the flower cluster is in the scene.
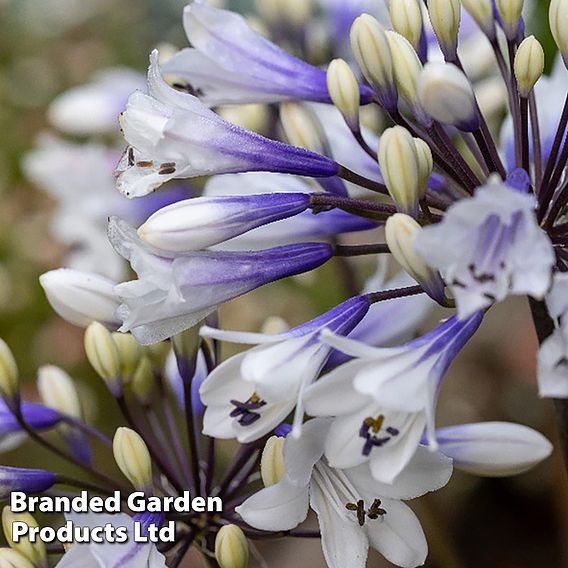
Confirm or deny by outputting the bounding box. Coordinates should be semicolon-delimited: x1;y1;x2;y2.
8;0;568;567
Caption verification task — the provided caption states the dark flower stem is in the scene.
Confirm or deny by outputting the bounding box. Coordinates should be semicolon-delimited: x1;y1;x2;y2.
529;91;543;188
333;243;390;257
365;285;425;304
337;165;389;195
520;97;530;174
529;298;568;471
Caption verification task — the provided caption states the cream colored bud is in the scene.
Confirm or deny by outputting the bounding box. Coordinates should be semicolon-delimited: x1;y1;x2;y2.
217;104;269;134
37;365;82;419
113;427;152;492
2;507;46;568
378;126;421;217
260;436;286;487
0;339;18;401
418;62;479;131
495;0;524;40
386;31;425;117
462;0;495;38
84;322;121;395
390;0;424;51
514;36;544;98
131;357;155;406
172;327;200;366
414;138;433;198
112;333;142;383
0;549;35;568
350;14;398;110
385;214;446;304
550;0;568;62
215;525;249;568
279;103;326;154
146;342;170;370
327;59;361;131
428;0;461;58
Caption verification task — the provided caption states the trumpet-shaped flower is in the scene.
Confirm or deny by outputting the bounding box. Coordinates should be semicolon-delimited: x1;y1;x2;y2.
538;273;568;397
199;296;371;442
414;176;555;319
108;217;333;345
161;2;373;106
307;313;483;483
115;51;339;199
237;418;452;568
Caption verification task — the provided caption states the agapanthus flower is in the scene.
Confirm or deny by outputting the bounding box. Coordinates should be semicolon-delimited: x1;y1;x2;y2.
237;418;452;568
0;466;56;499
414;175;555;319
199;296;371;442
115;51;340;198
306;313;483;483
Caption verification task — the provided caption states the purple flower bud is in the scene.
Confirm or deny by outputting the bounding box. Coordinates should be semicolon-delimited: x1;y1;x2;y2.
0;466;56;499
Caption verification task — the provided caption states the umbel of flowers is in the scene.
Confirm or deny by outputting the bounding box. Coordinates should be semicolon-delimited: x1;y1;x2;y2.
6;0;567;566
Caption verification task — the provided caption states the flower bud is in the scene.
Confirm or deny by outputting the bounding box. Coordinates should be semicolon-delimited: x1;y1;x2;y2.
378;126;421;217
414;137;433;198
418;62;480;131
37;366;82;419
327;59;361;132
279;103;326;154
215;524;249;568
462;0;496;39
0;339;18;403
260;435;286;487
2;507;47;568
39;269;120;329
138;193;310;253
0;466;56;500
385;214;446;304
390;0;424;53
0;549;35;568
495;0;524;41
131;357;156;406
350;14;398;111
435;422;552;476
217;104;270;134
514;36;545;98
84;322;121;396
112;333;142;383
113;427;152;492
550;0;568;65
385;31;427;122
428;0;461;59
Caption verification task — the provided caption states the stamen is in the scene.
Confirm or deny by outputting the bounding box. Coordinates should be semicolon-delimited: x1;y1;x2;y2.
229;394;267;427
359;414;400;456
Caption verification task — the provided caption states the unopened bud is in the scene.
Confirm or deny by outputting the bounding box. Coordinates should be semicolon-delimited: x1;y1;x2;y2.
39;269;120;329
418;62;479;131
131;357;156;406
0;549;35;568
385;214;446;304
84;322;121;396
113;427;152;492
514;36;544;98
390;0;424;53
435;422;552;477
260;436;286;487
2;507;47;568
550;0;568;66
0;339;18;403
112;333;142;383
462;0;495;39
350;14;398;111
37;366;82;419
327;59;361;132
279;103;326;154
428;0;461;59
217;104;270;134
215;524;249;568
378;126;421;217
495;0;524;41
414;138;433;198
386;31;427;122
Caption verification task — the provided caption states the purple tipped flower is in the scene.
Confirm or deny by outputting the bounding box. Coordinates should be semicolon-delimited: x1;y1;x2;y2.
0;466;56;498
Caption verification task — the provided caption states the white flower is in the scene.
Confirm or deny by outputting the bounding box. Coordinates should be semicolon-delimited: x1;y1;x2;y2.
237;418;452;568
308;313;482;483
199;296;370;442
414;175;555;319
56;513;166;568
538;273;568;397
